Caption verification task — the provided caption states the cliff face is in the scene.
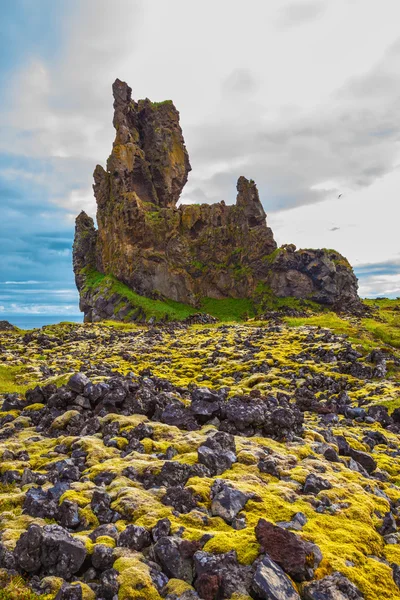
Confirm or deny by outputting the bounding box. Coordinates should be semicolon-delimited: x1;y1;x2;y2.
73;79;360;322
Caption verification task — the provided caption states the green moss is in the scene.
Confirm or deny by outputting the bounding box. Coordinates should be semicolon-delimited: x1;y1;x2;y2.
0;574;51;599
0;366;29;394
200;298;255;321
150;99;173;109
81;268;196;322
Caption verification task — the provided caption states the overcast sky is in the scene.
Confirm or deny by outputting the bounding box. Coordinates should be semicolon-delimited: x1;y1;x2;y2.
1;0;400;315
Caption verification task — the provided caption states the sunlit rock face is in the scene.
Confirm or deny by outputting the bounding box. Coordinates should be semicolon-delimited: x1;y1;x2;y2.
73;79;360;321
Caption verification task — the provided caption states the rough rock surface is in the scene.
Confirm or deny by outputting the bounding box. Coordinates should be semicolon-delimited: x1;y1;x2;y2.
73;79;360;322
0;314;398;599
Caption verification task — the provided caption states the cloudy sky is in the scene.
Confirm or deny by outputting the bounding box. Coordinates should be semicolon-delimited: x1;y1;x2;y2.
1;0;400;316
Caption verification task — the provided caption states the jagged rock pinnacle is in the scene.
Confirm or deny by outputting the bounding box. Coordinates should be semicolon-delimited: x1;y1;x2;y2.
73;79;360;323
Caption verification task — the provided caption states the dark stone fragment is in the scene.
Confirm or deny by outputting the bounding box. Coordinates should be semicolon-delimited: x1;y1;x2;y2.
380;512;397;535
155;461;192;488
367;404;392;426
23;487;59;519
67;373;90;394
97;568;119;600
393;564;400;588
197;432;237;476
301;571;364;599
89;524;119;542
91;544;114;570
14;524;86;579
335;435;351;456
58;500;81;529
210;480;248;524
252;555;300;600
152;518;171;542
118;525;151;551
323;447;340;462
303;473;332;495
93;471;117;486
154;536;194;583
161;402;199;431
193;550;252;599
258;457;280;477
0;543;16;570
91;489;118;524
162;485;198;514
255;518;322;581
55;583;82;600
349;449;376;474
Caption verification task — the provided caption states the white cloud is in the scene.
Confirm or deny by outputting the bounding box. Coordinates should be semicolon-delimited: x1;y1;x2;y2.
358;274;400;299
2;281;41;285
6;303;80;315
2;0;400;297
268;167;400;268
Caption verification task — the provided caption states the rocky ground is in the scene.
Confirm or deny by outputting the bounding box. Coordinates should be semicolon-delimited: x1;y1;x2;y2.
1;305;400;599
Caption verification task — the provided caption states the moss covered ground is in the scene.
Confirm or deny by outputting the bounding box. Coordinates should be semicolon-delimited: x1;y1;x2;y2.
1;300;400;597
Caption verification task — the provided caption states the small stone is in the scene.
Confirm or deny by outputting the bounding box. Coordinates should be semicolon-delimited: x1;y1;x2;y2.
67;373;90;394
252;555;300;600
210;480;249;524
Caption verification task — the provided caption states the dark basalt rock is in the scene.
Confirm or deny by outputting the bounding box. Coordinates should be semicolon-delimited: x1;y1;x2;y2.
197;432;237;476
97;568;119;600
14;524;87;579
301;571;364;599
162;485;199;514
0;320;18;332
303;473;333;495
193;550;252;599
55;583;83;600
118;525;151;551
73;79;361;323
252;555;300;600
255;519;322;582
154;536;196;583
91;544;115;570
349;448;377;474
210;480;249;524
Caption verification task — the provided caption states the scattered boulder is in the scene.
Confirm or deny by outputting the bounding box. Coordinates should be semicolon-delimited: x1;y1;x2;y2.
14;524;87;579
303;473;333;495
301;571;363;599
118;525;151;551
252;555;300;600
255;519;322;581
162;485;199;514
193;550;252;599
154;536;196;583
91;544;115;570
210;480;249;524
349;449;377;474
198;432;237;475
55;583;83;600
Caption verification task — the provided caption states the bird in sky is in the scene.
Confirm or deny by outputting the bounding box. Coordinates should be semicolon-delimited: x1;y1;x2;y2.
338;193;342;199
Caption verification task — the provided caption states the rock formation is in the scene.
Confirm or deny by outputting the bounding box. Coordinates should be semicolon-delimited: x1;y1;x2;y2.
74;79;360;322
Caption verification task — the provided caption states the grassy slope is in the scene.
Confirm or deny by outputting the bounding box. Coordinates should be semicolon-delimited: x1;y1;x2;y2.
82;269;197;321
286;298;400;351
83;268;258;322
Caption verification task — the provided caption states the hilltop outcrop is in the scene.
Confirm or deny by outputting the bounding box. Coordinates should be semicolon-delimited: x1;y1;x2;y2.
73;79;360;322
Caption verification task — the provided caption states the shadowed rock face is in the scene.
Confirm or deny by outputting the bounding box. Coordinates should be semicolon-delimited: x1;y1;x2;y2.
73;79;360;321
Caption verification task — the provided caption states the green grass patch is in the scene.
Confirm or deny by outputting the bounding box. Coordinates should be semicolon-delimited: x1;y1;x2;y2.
0;366;27;394
82;268;197;322
200;297;255;321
